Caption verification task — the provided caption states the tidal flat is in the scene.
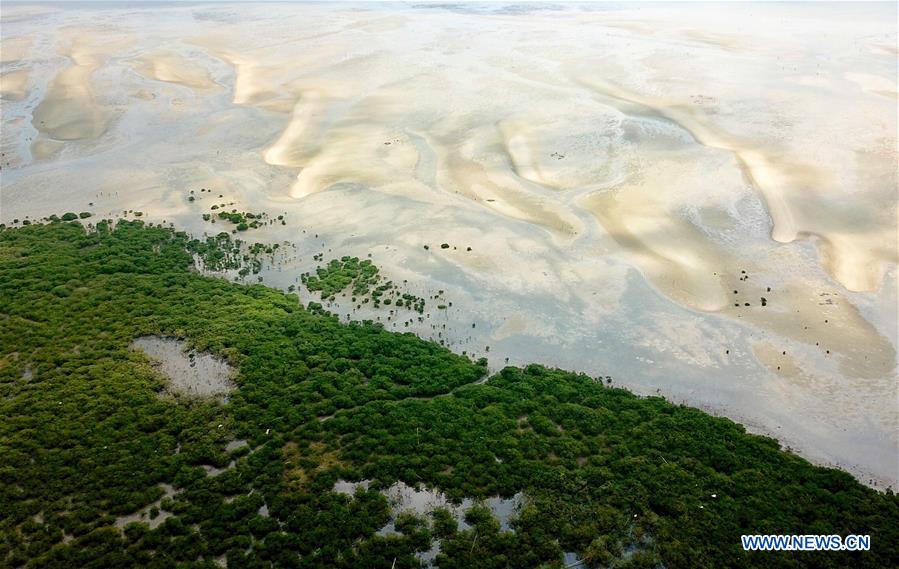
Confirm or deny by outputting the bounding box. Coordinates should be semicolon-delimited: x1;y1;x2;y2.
0;2;896;487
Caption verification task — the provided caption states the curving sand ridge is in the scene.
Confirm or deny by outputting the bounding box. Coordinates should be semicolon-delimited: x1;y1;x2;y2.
247;55;584;235
32;64;108;141
263;89;335;167
31;32;133;144
574;75;898;294
580;155;739;313
431;121;582;237
129;50;219;90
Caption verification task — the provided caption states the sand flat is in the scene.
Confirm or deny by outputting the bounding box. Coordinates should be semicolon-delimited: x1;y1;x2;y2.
30;32;132;142
130;50;219;90
0;69;29;100
0;36;32;63
32;64;109;140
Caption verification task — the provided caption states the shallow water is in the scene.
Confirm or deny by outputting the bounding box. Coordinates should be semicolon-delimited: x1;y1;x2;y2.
114;483;178;530
1;1;896;487
333;479;524;566
333;479;523;533
131;336;235;398
225;439;248;452
563;552;587;569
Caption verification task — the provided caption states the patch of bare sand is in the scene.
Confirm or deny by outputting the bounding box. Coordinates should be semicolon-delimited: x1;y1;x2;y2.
433;129;581;238
583;158;896;380
498;111;625;192
0;36;32;63
256;80;581;237
752;341;814;383
0;117;30;168
262;87;352;167
845;72;899;99
0;69;29;100
32;63;110;141
130;50;219;90
30;139;65;161
31;32;133;142
493;313;529;341
721;270;896;381
188;32;357;113
579;147;746;312
678;29;755;53
574;75;898;294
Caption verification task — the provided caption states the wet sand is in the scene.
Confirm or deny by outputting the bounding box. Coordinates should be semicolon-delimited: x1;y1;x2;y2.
1;2;896;488
130;50;220;91
0;69;29;100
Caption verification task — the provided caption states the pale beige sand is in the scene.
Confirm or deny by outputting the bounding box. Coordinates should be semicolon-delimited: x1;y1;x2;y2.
32;64;110;140
845;72;899;99
30;33;131;142
0;1;896;487
580;151;745;312
0;69;29;100
30;139;64;161
0;36;32;63
130;50;219;90
574;75;898;294
0;117;30;169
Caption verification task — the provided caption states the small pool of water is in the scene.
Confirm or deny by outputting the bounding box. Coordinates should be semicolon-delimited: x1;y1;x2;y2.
334;479;524;565
131;336;235;397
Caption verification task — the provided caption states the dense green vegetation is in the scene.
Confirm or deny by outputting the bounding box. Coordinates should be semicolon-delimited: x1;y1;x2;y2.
1;220;897;568
303;256;426;312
